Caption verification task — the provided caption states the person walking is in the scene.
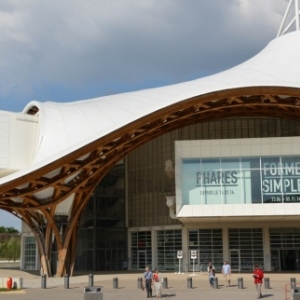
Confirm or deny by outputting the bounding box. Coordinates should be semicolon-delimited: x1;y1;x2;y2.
253;264;264;299
152;268;163;298
207;262;215;286
143;266;153;298
207;261;215;272
208;265;215;287
222;260;231;287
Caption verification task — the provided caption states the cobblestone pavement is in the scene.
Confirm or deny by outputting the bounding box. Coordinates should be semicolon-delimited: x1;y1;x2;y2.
0;269;297;300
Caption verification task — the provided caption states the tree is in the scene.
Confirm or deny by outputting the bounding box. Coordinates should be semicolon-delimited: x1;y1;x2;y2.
0;226;19;234
6;238;20;261
0;226;20;260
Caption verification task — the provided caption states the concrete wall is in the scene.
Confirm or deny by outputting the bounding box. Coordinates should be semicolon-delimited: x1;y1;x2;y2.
0;276;23;289
0;261;20;269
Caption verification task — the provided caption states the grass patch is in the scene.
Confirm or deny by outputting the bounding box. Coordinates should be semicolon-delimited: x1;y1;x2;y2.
0;287;19;292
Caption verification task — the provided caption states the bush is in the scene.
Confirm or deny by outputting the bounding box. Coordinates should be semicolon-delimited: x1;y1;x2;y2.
0;230;20;261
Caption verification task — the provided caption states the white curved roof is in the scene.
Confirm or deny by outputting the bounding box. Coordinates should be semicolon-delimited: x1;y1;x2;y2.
2;30;300;185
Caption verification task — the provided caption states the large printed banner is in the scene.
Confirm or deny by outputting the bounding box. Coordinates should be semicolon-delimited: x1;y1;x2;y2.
262;160;300;203
181;157;300;205
182;160;252;205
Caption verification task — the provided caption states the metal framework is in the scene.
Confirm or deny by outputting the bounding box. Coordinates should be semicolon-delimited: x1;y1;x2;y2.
0;86;300;277
278;0;300;37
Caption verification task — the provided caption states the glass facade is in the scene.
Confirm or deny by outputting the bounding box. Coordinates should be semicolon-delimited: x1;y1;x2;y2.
181;155;300;205
127;118;300;228
270;228;300;271
76;162;126;271
19;115;300;272
189;229;223;271
24;236;37;270
157;230;182;271
22;117;300;272
130;231;152;270
228;228;263;271
262;157;300;203
123;118;300;272
130;229;182;271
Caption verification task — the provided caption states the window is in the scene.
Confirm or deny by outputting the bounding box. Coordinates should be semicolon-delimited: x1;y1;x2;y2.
24;236;37;270
157;230;182;271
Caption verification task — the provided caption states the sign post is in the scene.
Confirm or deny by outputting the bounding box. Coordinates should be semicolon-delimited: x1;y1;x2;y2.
175;250;184;274
190;250;197;276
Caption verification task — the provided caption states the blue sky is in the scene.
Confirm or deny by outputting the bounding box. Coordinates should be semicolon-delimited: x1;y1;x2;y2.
0;0;291;230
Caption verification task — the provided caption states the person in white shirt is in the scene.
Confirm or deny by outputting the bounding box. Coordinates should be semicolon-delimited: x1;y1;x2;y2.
222;260;231;287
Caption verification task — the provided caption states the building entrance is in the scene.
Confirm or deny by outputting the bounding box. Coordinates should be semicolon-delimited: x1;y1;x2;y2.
270;228;300;271
271;249;300;271
138;250;147;269
229;249;241;272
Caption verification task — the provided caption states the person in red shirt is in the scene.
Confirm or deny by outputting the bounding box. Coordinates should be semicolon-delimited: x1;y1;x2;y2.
152;268;163;298
253;264;264;299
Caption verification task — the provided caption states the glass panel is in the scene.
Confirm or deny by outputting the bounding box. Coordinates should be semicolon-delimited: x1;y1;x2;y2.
270;228;300;271
76;162;126;271
138;251;146;269
182;154;300;205
230;250;240;271
228;228;263;271
127;118;300;229
188;229;223;272
156;230;182;271
24;236;37;270
130;231;152;270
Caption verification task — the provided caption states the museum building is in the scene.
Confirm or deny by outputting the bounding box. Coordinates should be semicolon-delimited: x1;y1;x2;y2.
1;1;300;276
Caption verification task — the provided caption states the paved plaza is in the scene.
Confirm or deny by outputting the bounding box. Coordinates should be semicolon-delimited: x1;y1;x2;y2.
0;269;297;300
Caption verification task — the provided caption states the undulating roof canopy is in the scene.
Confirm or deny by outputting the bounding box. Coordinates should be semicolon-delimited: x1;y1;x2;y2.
2;30;299;187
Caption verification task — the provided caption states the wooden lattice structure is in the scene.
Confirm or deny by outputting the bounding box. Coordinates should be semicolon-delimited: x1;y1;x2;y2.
0;86;300;277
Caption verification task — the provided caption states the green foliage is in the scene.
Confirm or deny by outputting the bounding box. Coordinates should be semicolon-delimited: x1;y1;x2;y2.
0;242;7;258
6;239;20;261
0;287;19;291
0;226;19;234
0;226;20;260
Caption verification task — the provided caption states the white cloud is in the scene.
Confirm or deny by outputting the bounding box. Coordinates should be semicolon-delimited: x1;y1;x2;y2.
0;0;293;226
0;0;291;107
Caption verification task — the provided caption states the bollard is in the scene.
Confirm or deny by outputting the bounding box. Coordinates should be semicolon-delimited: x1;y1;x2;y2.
64;274;69;289
113;277;118;289
41;274;47;289
187;277;192;289
88;274;94;286
291;278;297;289
163;277;168;289
264;277;270;289
238;277;243;289
137;277;143;289
213;277;218;289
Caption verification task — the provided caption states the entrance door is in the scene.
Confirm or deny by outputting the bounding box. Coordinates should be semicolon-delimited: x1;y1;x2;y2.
271;250;280;271
271;249;300;271
229;249;240;272
280;249;300;271
138;251;147;270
